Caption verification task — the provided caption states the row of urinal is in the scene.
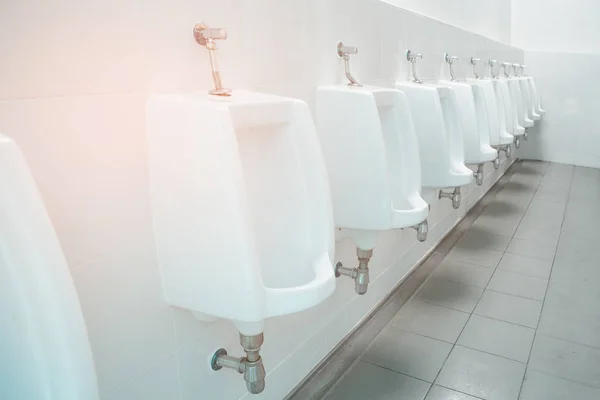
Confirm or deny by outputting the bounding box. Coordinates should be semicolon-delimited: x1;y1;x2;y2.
0;23;545;399
145;25;546;394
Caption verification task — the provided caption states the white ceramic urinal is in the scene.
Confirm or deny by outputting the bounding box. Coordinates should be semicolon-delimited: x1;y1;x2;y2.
509;77;534;129
469;78;514;149
147;91;336;337
396;81;473;207
440;81;497;166
527;76;546;116
518;76;540;121
494;78;525;140
0;134;99;400
316;85;429;250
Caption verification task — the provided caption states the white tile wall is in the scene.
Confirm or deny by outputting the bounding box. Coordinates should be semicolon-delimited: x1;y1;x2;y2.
0;0;522;398
511;0;600;55
519;51;600;169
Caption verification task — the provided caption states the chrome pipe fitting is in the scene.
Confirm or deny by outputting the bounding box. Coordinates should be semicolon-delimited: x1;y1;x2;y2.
488;59;498;79
501;62;512;78
520;64;527;76
406;50;423;84
493;157;501;169
512;63;521;77
439;187;461;209
473;164;484;186
337;42;362;87
412;219;428;242
515;136;521;148
499;144;513;158
524;130;529;140
193;22;232;96
335;248;373;295
471;57;481;79
211;333;266;394
444;53;458;81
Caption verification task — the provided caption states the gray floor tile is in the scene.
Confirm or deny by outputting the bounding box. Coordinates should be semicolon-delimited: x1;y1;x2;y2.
455;228;512;252
425;385;481;400
433;259;495;289
506;238;557;262
446;246;504;268
513;224;561;246
435;346;525;400
550;260;600;293
472;217;520;237
390;300;470;344
474;290;542;328
457;315;535;363
529;334;600;387
544;282;600;318
487;270;548;301
362;328;452;382
416;277;484;313
532;191;568;204
520;370;600;400
538;308;600;349
326;361;430;400
496;252;552;279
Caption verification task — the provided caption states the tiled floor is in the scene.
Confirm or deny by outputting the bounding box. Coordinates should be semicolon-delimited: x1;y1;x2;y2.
325;161;600;400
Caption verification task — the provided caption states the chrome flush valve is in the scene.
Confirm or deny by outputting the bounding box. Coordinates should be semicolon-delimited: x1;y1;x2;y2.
473;164;484;186
444;53;458;81
501;62;512;78
193;22;232;96
488;59;498;79
439;187;462;209
211;333;266;394
337;42;362;87
512;63;521;77
471;57;481;79
335;248;372;295
406;49;423;83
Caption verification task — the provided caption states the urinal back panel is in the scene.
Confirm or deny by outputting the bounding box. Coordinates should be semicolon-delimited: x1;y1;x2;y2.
441;82;481;164
395;83;450;188
474;80;500;146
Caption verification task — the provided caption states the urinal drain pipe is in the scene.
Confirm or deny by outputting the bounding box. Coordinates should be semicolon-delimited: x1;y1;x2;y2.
335;248;372;295
473;164;484;186
211;333;266;394
412;219;428;242
439;187;462;209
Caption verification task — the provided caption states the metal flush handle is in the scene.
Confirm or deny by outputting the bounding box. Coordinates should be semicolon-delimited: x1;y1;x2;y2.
471;57;481;79
501;62;512;78
444;53;458;81
406;49;423;83
337;42;361;86
488;58;498;79
512;63;521;76
193;22;232;96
